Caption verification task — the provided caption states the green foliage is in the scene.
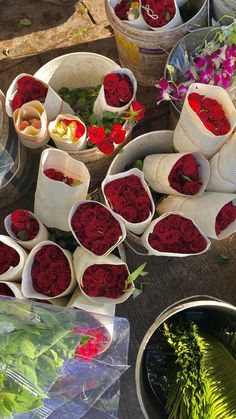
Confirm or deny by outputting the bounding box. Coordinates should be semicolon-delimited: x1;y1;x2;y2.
125;263;148;289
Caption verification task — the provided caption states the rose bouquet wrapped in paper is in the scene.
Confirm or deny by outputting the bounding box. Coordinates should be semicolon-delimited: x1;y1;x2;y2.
13;100;49;149
0;298;129;418
143;152;210;197
22;240;76;299
0;235;27;282
73;246;135;304
0;281;24;298
93;69;137;119
141;212;211;257
173;83;236;158
4;209;48;251
48;113;87;151
102;168;155;234
141;0;182;31
112;0;149;29
157;192;236;240
6;73;74;120
67;289;116;316
34;148;90;231
69;200;126;257
207;132;236;193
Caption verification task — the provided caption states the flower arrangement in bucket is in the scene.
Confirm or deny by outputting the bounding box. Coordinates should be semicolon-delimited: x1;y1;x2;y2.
6;66;145;156
156;19;236;109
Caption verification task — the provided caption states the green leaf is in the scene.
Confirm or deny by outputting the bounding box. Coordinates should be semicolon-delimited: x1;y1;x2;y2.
72;180;82;187
58;87;69;96
17;230;28;241
132;159;143;170
102;111;119;120
125;263;148;287
18;18;32;27
166;12;171;22
89;114;98;125
132;288;143;299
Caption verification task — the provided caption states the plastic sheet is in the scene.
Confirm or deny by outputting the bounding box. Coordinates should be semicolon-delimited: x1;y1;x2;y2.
0;143;14;187
0;298;129;418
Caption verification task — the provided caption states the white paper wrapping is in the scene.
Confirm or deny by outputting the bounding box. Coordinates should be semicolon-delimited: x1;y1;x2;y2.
141;212;211;256
21;240;76;299
67;289;116;316
48;113;87;152
13;101;49;149
69;200;126;256
0;235;28;282
143;152;210;197
157;192;236;240
93;68;137;119
141;0;182;31
102;168;155;234
4;211;48;251
73;246;134;305
34;148;90;231
0;281;24;298
109;0;149;29
207;133;236;192
173;83;236;159
5;73;74;120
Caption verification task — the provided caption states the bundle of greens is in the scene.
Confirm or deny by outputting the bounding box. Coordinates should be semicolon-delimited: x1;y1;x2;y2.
163;319;236;419
0;299;89;416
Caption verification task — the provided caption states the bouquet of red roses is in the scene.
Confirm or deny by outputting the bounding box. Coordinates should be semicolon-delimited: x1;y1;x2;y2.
0;234;27;282
141;0;182;30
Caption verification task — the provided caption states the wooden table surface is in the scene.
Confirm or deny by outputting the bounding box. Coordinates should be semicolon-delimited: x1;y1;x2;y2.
1;36;236;419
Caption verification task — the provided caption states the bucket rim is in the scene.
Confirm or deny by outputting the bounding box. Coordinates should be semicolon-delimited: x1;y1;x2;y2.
105;0;208;36
135;295;236;418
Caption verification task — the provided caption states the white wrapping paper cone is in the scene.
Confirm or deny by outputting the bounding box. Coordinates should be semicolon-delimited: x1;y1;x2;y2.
31;296;70;306
21;240;76;299
93;68;137;119
173;83;236;159
34;148;90;231
48;114;87;152
157;192;236;240
69;200;126;257
13;101;49;149
110;0;149;29
207;133;236;192
4;211;48;251
73;247;134;304
0;235;28;282
0;281;24;298
67;289;116;316
5;73;74;120
141;0;182;31
102;168;155;234
141;212;211;257
143;152;210;197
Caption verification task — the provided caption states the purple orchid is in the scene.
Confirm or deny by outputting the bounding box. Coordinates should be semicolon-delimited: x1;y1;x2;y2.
155;78;177;105
199;67;215;84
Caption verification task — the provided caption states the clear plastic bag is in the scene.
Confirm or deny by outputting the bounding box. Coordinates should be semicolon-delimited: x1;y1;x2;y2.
0;298;129;418
0;143;14;187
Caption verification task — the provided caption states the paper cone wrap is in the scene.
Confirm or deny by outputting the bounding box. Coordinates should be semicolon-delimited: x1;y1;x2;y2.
4;211;48;251
102;168;155;234
110;0;149;29
34;148;90;231
21;240;76;299
73;246;134;305
173;83;236;159
141;0;182;31
0;281;24;298
69;200;126;257
48;114;87;152
67;288;116;316
93;68;137;119
13;101;49;149
141;212;211;256
143;152;210;197
0;235;28;282
31;296;70;306
5;73;74;120
207;133;236;192
157;192;236;240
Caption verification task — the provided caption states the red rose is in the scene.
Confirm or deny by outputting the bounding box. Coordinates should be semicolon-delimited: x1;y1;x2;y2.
88;126;106;144
105;287;121;298
131;100;145;121
75;121;86;138
17;76;34;90
182;181;202;196
215;201;236;235
105;91;120;107
117;79;133;103
97;139;114;155
91;240;110;256
57;273;71;292
45;245;61;260
29;81;48;100
104;73;120;93
44;169;56;179
108;124;126;145
11;94;23;111
120;205;138;222
11;209;30;230
54;170;64;181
